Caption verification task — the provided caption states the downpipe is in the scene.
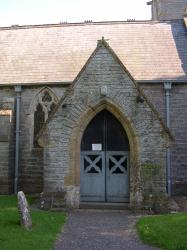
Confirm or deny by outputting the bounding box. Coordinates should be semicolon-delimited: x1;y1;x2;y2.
164;82;172;196
14;86;22;194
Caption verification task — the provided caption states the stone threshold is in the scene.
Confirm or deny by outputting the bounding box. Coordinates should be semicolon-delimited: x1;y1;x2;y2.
79;202;130;210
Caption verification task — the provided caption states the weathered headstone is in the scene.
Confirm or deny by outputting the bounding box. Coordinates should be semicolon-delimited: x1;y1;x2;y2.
17;191;32;230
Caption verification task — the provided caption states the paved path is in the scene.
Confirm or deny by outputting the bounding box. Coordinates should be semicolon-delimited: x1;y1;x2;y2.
55;210;158;250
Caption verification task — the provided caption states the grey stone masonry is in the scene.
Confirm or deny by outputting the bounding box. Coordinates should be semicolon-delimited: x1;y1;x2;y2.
18;86;65;193
170;84;187;195
151;0;187;21
17;191;32;230
0;86;66;194
40;41;170;208
141;83;187;195
0;89;15;194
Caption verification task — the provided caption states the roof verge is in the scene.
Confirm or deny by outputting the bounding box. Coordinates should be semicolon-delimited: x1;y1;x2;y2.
37;38;174;144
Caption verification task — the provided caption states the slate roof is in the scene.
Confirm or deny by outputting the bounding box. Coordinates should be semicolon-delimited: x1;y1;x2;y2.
0;20;187;85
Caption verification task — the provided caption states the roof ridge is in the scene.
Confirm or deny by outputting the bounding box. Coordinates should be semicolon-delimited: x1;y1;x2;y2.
0;19;181;30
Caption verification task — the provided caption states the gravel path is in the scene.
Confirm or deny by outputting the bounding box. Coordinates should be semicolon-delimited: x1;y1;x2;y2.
55;210;158;250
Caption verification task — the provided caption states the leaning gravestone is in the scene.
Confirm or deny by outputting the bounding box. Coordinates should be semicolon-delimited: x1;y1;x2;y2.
17;191;32;230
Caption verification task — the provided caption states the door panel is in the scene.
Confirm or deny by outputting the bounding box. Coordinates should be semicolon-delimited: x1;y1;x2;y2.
106;152;129;202
81;111;105;151
80;110;130;203
80;151;105;202
105;111;129;151
81;110;129;151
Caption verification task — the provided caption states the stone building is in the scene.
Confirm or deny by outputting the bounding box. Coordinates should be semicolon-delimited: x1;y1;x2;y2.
0;0;187;208
148;0;187;20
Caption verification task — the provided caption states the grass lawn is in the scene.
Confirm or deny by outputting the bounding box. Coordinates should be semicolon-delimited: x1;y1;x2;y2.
0;195;66;250
137;213;187;250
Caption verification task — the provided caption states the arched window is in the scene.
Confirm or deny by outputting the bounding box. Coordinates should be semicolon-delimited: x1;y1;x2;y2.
33;89;58;147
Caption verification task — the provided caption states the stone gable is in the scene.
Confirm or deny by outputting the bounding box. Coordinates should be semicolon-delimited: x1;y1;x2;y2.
39;40;170;208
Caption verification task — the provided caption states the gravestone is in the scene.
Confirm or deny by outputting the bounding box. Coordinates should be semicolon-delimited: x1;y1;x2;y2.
17;191;32;230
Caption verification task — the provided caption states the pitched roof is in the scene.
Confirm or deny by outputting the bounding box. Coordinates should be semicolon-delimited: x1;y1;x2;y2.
0;20;187;85
38;39;174;144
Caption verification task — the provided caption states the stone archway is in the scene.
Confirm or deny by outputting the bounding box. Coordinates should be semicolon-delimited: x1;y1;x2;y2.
65;99;141;208
80;109;130;202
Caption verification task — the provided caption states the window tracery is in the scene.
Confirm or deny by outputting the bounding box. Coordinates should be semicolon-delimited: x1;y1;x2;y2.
33;89;58;147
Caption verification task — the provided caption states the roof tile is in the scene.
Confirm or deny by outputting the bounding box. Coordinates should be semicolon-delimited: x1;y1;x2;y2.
0;20;186;85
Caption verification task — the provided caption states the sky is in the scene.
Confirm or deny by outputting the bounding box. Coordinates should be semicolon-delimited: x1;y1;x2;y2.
0;0;151;27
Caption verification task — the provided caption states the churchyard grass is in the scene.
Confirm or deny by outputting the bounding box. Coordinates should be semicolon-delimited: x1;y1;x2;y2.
0;195;66;250
137;213;187;250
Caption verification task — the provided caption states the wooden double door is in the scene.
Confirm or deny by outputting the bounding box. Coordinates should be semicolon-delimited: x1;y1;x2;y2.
80;110;130;203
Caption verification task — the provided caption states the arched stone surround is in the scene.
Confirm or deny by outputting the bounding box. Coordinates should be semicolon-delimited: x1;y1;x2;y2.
65;99;141;207
41;42;168;208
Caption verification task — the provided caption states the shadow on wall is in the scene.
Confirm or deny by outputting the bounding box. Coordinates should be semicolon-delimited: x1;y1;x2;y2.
170;20;187;81
152;20;187;195
152;20;187;82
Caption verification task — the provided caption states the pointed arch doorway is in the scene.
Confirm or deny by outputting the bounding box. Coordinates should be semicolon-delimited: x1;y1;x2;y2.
80;110;130;203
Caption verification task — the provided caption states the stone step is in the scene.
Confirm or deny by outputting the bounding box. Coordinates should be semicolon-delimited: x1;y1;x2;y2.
79;202;130;210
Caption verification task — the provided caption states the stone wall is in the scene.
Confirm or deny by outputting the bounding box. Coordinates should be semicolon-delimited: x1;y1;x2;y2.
140;83;165;120
0;85;66;194
18;86;65;193
151;0;187;21
170;84;187;194
141;83;187;195
0;88;15;194
41;43;168;208
0;64;186;202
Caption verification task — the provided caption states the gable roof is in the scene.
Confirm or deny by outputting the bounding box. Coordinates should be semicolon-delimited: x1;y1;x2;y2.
37;38;174;144
0;20;187;85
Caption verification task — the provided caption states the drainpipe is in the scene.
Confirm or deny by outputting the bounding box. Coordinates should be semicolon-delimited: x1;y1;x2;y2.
164;82;172;196
14;85;22;194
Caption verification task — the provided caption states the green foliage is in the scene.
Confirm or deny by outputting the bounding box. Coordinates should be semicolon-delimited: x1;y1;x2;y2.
0;195;66;250
0;195;35;208
141;161;167;212
137;213;187;250
141;161;161;178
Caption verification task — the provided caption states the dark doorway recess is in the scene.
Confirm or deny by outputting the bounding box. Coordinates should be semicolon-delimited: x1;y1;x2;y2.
80;110;130;203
